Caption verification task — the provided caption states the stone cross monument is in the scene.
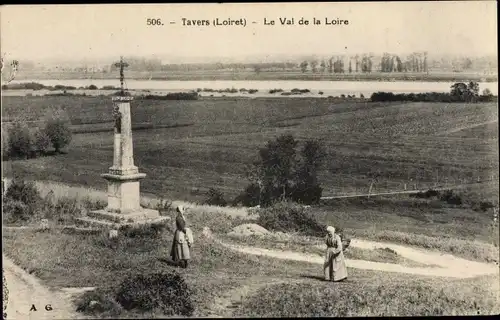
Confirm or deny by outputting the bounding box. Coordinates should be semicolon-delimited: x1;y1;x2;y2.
78;57;168;229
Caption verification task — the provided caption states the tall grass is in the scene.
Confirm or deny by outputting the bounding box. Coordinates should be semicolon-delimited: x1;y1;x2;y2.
2;178;250;219
236;275;500;317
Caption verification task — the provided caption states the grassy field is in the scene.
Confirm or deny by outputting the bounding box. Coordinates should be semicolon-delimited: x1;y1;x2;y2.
2;96;498;203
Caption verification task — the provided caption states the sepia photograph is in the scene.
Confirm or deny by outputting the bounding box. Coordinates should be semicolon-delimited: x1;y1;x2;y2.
1;1;499;318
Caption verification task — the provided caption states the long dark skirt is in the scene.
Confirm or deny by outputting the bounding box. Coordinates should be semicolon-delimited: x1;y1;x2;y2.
170;230;191;267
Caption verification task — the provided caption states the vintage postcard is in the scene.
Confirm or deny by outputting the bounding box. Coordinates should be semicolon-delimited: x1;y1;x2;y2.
1;2;498;319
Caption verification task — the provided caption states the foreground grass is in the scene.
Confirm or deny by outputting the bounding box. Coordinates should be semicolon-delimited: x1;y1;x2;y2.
1;226;320;317
236;274;500;317
4;227;499;317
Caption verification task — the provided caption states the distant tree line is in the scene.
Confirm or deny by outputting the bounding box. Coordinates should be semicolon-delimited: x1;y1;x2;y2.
370;82;496;103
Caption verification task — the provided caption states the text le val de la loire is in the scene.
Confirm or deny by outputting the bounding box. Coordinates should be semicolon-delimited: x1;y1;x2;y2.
176;17;349;27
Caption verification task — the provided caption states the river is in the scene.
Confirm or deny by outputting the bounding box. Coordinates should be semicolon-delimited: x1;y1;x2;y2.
7;79;499;97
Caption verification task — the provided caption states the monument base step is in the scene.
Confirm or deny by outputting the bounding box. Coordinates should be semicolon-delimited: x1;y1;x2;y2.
87;208;165;223
77;208;170;230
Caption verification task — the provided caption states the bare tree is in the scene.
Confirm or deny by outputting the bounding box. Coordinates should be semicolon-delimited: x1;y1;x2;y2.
1;53;19;85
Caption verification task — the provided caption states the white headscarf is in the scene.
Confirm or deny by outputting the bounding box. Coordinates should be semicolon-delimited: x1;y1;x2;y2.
176;205;185;216
326;226;336;235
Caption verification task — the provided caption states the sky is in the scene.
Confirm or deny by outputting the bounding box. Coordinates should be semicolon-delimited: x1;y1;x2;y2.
1;2;497;63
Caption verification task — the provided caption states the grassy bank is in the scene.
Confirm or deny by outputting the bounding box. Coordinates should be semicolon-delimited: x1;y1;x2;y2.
235;274;500;317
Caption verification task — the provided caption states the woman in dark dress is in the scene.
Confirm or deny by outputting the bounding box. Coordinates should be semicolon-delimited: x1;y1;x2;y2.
170;205;192;268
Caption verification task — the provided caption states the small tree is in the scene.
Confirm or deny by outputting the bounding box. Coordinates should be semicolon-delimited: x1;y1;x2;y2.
1;55;19;85
300;61;308;73
482;88;493;96
292;139;326;204
45;119;72;153
239;134;326;207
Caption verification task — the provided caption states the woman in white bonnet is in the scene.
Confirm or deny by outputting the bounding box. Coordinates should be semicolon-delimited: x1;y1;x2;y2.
324;225;348;282
170;205;193;268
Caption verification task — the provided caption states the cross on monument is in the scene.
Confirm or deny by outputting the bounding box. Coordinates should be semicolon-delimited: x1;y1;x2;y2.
113;56;129;95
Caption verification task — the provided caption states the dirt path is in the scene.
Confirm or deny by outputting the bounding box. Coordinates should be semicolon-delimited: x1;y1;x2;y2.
320;180;494;199
3;256;86;320
215;237;499;279
443;120;498;134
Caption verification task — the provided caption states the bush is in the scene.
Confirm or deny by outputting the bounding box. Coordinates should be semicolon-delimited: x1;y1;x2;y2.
411;189;440;199
257;201;324;237
44;119;72;153
204;188;227;207
7;122;33;158
115;271;194;316
76;288;123;317
2;199;31;223
233;183;261;207
3;180;42;221
120;222;168;238
4;179;41;206
42;196;85;224
440;190;462;205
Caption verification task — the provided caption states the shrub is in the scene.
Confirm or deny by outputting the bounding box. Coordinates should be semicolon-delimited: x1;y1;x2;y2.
76;288;123;317
154;198;173;215
4;179;41;206
87;84;98;90
233;183;261;207
479;201;496;212
440;190;462;205
204;188;227;207
120;222;168;238
44;119;72;153
7;122;33;158
2;199;31;223
257;201;324;237
3;180;42;221
42;196;85;224
411;189;440;199
115;271;194;316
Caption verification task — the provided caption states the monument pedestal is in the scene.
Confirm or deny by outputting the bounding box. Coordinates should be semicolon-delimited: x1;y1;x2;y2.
75;94;169;230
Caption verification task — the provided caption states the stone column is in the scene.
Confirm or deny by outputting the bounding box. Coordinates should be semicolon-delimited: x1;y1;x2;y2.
101;95;145;214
